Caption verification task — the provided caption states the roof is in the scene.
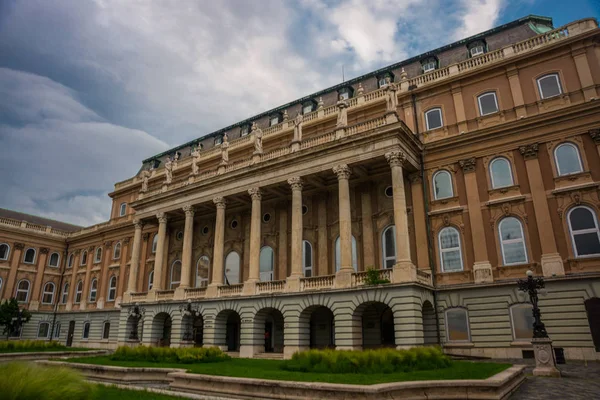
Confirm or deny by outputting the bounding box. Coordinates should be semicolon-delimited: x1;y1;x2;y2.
0;208;82;232
144;14;554;163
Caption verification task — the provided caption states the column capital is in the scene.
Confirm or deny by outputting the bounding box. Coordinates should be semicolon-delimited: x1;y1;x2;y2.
40;247;50;254
88;245;95;251
123;237;131;245
104;241;113;249
589;128;600;144
213;196;227;209
333;164;351;180
287;177;303;191
385;150;406;167
519;143;539;160
157;212;168;223
133;219;144;229
248;187;262;201
408;173;422;184
183;204;195;217
459;158;477;173
72;249;81;255
143;233;150;242
14;242;25;250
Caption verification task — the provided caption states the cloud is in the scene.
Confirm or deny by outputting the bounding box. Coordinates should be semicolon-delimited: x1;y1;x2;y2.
453;0;505;40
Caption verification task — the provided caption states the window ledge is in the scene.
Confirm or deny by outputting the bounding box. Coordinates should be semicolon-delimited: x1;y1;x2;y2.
552;175;597;194
510;341;532;347
443;342;475;348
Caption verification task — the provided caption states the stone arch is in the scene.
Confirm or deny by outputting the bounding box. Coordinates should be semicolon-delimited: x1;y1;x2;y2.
422;300;437;345
253;307;285;354
126;314;142;342
151;312;173;347
214;309;241;352
299;305;335;349
351;301;395;349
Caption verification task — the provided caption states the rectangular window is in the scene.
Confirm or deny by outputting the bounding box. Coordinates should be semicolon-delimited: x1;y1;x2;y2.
470;46;484;57
537;74;562;99
338;91;349;100
37;323;50;339
477;92;499;116
425;109;443;130
270;116;279;126
511;305;534;340
446;309;470;342
422;62;436;73
240;125;249;136
303;104;313;115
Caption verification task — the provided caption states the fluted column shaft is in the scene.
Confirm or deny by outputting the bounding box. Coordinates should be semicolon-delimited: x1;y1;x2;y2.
211;197;226;286
151;213;168;291
180;206;195;288
248;188;262;281
334;165;353;271
127;221;143;293
385;151;412;263
289;177;303;277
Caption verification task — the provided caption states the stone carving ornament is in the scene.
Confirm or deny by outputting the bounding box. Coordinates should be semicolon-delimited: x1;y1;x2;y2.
139;169;151;192
191;146;201;175
221;134;229;164
333;164;351;180
287;176;303;191
164;158;173;184
293;112;303;142
385;150;406;167
336;96;349;128
384;77;398;113
252;123;263;154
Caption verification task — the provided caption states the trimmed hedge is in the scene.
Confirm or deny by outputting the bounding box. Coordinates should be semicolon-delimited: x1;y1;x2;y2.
0;362;93;400
110;345;230;364
280;347;451;374
0;340;65;352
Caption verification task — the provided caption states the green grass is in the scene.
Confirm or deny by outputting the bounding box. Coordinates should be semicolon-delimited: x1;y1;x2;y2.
92;385;187;400
65;356;511;385
0;340;90;353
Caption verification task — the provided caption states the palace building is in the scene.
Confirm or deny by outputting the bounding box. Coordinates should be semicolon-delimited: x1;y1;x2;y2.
1;15;600;361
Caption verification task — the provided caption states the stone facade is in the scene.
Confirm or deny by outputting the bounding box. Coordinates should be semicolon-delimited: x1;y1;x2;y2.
1;16;600;361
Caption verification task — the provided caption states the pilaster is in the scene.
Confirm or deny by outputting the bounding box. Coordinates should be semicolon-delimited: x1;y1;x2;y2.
29;247;49;311
506;67;527;119
409;174;430;269
124;220;143;303
571;45;597;101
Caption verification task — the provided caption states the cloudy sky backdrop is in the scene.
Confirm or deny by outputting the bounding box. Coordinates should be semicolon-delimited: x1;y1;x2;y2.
0;0;597;226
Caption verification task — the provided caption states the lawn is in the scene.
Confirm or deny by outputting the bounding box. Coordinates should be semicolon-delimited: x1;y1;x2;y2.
66;356;511;385
93;385;186;400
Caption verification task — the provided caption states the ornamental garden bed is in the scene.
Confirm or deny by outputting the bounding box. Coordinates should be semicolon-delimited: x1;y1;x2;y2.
0;340;90;353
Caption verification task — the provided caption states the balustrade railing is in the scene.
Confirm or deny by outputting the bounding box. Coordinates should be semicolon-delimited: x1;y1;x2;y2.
351;268;392;286
218;284;243;297
300;131;336;150
364;87;386;102
156;290;175;300
0;217;25;228
130;292;148;301
512;26;569;54
323;105;337;117
416;269;433;286
256;280;286;294
346;116;387;136
457;48;504;73
185;287;207;299
300;275;335;291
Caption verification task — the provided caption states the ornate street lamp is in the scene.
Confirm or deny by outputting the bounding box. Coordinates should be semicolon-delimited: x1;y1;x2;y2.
179;300;200;343
517;270;560;377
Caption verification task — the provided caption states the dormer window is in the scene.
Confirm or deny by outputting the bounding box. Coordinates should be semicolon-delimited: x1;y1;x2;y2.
240;125;250;136
337;86;354;101
269;114;281;126
214;135;223;145
377;72;394;88
421;57;438;73
151;159;160;169
468;40;486;58
302;100;317;115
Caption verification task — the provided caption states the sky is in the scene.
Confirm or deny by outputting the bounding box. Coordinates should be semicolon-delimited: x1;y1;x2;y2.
0;0;598;227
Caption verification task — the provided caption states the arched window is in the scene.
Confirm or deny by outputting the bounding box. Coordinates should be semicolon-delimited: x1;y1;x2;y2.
80;250;88;266
89;278;98;302
53;322;61;339
0;277;3;296
107;276;117;301
537;73;562;99
498;217;528;265
425;108;443;130
15;279;30;303
152;235;158;253
554;143;583;176
75;280;83;303
82;322;90;339
24;248;36;264
302;240;313;278
148;270;154;291
170;260;182;289
0;243;10;260
567;206;600;257
67;253;74;268
259;246;274;282
48;252;60;267
335;235;358;272
42;282;55;304
433;170;453;200
445;308;470;342
113;242;121;260
102;321;111;339
94;247;102;263
477;92;498;116
510;304;534;341
119;202;127;217
489;158;514;189
37;322;50;339
195;256;210;288
438;227;463;272
382;225;397;268
224;251;240;284
61;283;69;304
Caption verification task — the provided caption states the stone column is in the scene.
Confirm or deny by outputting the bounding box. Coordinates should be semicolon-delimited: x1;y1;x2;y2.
150;212;168;293
244;188;262;295
459;158;493;283
385;151;417;283
277;204;288;280
96;241;113;309
4;242;24;299
207;197;226;297
29;247;50;311
286;177;303;291
80;245;95;310
409;174;430;270
137;233;150;292
360;189;375;269
175;205;195;299
125;220;144;301
519;144;564;276
66;250;80;310
451;86;468;133
115;236;130;305
333;164;353;288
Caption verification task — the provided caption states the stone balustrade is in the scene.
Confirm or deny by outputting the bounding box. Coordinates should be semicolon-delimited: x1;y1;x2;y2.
300;275;335;291
0;216;71;238
256;280;286;294
130;292;148;302
184;287;207;299
156;290;175;300
416;269;433;286
218;284;244;297
351;268;392;286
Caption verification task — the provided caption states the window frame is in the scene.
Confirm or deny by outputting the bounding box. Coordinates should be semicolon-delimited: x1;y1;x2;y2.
259;246;274;282
61;282;69;304
489;157;514;189
170;260;182;289
498;217;528;265
107;275;117;302
537;73;562;100
82;322;91;339
224;251;241;284
15;279;30;303
438;227;464;272
119;202;127;217
75;280;83;304
23;248;36;264
42;282;55;304
48;252;60;268
94;248;102;264
89;278;98;303
302;240;313;278
334;235;358;272
382;225;397;269
554;142;583;176
470;45;485;57
37;322;50;339
53;322;61;339
425;108;443;131
195;256;210;288
102;321;111;340
432;170;454;200
477;92;499;116
444;308;471;343
148;270;154;291
113;242;121;260
152;235;158;253
567;206;600;258
80;251;88;266
510;303;534;341
0;243;10;260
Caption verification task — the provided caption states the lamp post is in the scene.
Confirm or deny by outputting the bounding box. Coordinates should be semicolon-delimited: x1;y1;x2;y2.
179;300;200;345
517;270;560;377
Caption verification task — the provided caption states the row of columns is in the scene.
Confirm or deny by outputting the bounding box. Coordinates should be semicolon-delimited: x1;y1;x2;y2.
124;151;415;299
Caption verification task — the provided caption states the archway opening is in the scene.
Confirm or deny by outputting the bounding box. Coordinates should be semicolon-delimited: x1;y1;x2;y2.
354;302;395;349
585;298;600;352
181;314;204;346
422;300;437;345
215;310;241;352
300;306;335;349
254;308;284;353
152;312;172;347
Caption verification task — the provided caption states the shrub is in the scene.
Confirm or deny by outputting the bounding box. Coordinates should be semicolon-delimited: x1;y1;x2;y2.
280;347;451;374
110;345;230;364
0;362;93;400
364;268;391;285
0;340;65;352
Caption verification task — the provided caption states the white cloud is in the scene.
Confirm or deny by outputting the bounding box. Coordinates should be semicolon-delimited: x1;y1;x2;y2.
453;0;505;39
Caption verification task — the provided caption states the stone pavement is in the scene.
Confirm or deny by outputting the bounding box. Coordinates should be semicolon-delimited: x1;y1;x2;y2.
498;359;600;400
